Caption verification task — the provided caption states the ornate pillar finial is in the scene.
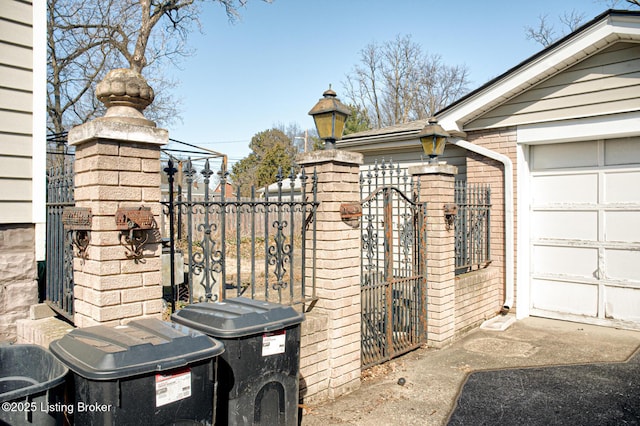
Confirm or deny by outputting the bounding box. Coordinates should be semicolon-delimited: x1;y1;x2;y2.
95;68;156;127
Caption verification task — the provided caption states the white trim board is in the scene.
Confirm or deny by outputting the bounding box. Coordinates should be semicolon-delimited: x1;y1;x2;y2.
516;112;640;145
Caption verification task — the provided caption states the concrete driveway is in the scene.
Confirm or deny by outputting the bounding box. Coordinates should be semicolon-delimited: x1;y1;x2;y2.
300;316;640;426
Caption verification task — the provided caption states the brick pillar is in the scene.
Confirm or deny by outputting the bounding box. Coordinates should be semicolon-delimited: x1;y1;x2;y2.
409;163;457;347
297;150;363;399
67;69;168;327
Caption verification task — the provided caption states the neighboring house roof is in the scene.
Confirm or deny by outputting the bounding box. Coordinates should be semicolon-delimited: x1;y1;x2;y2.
339;9;640;147
259;174;307;199
214;182;234;194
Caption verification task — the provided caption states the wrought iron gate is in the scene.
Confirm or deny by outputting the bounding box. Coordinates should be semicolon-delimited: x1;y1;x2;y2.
360;161;427;368
46;160;75;321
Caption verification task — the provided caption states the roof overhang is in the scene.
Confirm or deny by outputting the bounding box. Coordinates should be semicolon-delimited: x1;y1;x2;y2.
436;10;640;133
339;119;427;152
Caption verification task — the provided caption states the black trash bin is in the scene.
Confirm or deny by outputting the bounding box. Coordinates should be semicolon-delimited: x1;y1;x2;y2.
49;318;224;425
171;297;304;426
0;344;68;426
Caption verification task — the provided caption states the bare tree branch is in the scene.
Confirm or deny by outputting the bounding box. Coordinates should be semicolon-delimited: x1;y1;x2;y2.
525;14;557;47
525;9;590;48
343;35;470;129
47;0;271;133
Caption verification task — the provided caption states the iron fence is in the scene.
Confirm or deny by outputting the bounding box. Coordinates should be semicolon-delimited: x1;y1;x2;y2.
454;180;491;274
162;159;318;310
46;158;75;321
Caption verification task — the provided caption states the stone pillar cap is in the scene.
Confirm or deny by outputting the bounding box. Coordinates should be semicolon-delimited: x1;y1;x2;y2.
68;119;168;147
409;162;458;176
297;150;363;166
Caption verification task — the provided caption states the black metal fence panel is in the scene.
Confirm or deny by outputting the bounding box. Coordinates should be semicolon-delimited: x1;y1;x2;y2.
454;180;491;274
163;159;318;310
46;159;75;322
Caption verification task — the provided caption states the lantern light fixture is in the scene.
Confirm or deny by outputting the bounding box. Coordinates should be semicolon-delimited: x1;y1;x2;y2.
417;117;449;163
308;85;351;149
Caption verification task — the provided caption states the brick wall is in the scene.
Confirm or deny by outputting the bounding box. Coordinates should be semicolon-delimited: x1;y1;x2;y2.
299;312;330;403
465;127;517;312
298;150;363;400
71;135;165;327
0;224;38;341
410;164;457;347
455;266;501;334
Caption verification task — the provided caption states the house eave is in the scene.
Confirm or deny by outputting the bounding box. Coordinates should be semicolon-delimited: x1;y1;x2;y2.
436;9;640;132
338;130;422;153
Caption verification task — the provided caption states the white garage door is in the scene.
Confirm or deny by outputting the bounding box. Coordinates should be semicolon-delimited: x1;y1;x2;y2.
530;137;640;329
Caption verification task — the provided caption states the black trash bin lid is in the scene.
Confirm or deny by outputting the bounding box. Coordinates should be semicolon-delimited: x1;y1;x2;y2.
49;318;224;380
171;297;304;338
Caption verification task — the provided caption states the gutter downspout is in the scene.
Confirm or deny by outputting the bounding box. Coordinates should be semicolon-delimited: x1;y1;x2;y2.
449;137;514;311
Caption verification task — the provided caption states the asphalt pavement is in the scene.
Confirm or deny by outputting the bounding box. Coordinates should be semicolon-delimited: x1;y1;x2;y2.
300;316;640;426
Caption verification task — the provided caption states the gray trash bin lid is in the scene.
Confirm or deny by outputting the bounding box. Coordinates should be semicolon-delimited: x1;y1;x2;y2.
171;297;304;338
49;318;224;380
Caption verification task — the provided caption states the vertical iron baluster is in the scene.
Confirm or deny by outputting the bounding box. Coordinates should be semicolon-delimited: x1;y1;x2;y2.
300;168;308;305
486;185;491;265
164;159;177;312
251;186;256;300
276;167;283;304
218;162;226;301
184;159;195;304
289;168;296;304
236;185;242;297
264;185;270;301
311;168;318;302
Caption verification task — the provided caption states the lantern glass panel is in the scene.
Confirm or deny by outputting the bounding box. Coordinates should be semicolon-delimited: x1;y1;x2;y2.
313;112;335;140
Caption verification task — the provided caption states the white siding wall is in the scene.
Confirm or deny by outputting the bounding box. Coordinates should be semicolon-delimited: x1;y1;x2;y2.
467;42;640;130
0;0;34;223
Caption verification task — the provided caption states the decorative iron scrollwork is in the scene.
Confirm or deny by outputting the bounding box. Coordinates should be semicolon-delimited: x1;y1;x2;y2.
62;207;92;262
115;206;157;263
444;203;458;230
268;220;292;290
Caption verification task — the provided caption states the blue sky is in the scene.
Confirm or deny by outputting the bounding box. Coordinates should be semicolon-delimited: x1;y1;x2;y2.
166;0;609;166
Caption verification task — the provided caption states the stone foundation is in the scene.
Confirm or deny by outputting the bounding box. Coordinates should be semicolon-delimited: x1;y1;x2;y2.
0;224;38;342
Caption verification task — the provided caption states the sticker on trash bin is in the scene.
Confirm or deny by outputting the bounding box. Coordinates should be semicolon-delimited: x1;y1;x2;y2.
262;330;286;356
155;368;191;407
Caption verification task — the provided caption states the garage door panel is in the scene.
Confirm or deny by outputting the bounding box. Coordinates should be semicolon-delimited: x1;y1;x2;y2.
604;137;640;166
604;171;640;203
532;174;598;204
532;245;598;278
531;279;598;316
530;139;640;328
532;211;597;241
606;210;640;242
532;140;598;170
605;248;640;282
605;286;640;321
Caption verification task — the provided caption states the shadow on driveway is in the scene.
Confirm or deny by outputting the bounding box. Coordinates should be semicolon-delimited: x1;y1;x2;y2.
447;348;640;425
